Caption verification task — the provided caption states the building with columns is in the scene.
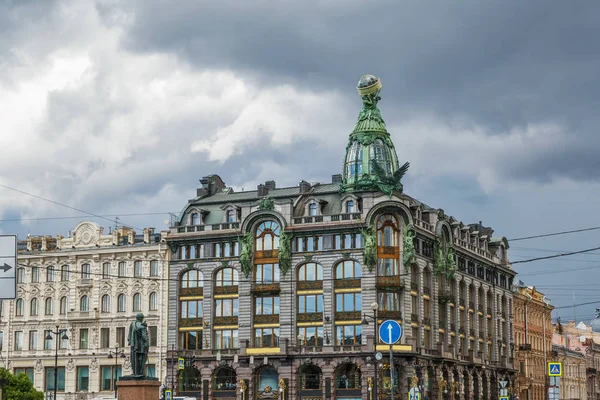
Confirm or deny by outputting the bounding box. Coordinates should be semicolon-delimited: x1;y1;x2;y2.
512;283;553;400
0;221;169;399
165;75;516;400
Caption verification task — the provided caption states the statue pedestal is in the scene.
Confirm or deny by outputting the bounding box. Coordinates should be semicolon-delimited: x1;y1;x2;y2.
117;376;161;400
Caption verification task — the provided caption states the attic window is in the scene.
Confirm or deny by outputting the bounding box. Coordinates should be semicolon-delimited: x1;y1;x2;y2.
191;213;200;225
226;210;235;223
308;203;318;216
346;200;355;214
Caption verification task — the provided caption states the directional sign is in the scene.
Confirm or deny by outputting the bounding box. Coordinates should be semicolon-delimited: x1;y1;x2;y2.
0;235;16;300
164;389;172;400
548;362;562;377
379;320;402;345
178;357;185;370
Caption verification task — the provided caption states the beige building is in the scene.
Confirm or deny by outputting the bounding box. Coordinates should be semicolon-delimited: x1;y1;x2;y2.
0;221;169;399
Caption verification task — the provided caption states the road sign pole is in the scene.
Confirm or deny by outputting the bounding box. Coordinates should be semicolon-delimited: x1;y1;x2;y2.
389;344;394;400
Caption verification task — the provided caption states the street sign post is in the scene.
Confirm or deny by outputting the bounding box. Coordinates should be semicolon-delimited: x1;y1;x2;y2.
379;320;403;400
0;235;17;300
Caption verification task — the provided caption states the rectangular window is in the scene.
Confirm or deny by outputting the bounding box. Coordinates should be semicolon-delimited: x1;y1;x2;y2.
189;245;196;259
378;292;401;311
100;328;110;349
180;300;203;318
77;367;89;391
344;234;352;249
297;327;324;346
215;299;239;317
150;260;159;277
254;296;280;315
306;237;314;252
60;331;69;350
45;367;65;391
81;263;91;279
134;261;142;277
116;327;125;348
179;330;202;350
44;330;52;350
31;267;40;283
100;366;122;391
255;263;280;283
224;242;231;257
234;242;239;256
102;263;111;279
334;235;341;249
14;331;23;351
28;330;37;351
14;367;34;383
214;243;222;258
0;332;3;350
80;329;89;349
254;328;280;347
149;326;157;347
298;294;323;313
118;262;126;277
214;329;239;349
335;293;362;312
336;325;362;345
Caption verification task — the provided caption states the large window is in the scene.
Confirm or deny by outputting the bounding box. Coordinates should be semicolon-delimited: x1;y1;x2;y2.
255;297;279;315
214;329;239;349
102;262;111;279
214;367;236;391
31;267;40;283
117;294;126;312
256;367;278;392
118;262;126;277
116;327;125;347
335;260;362;279
15;299;24;316
28;331;37;350
345;141;363;178
59;297;67;315
45;298;53;315
30;298;39;316
298;263;323;281
149;292;158;311
255;221;280;251
80;296;90;312
46;266;55;282
14;368;34;384
44;330;52;350
255;263;280;283
81;263;91;279
134;261;142;277
181;300;203;318
60;265;69;281
133;293;141;312
100;328;110;348
378;292;401;311
150;260;159;277
336;293;362;312
181;270;204;288
100;366;122;391
370;138;393;175
80;329;89;349
101;295;110;313
45;367;65;392
297;326;324;346
336;325;362;345
377;214;400;276
179;331;202;350
215;299;238;317
77;367;89;391
298;295;323;313
191;213;200;225
14;331;23;351
254;328;280;347
215;268;238;286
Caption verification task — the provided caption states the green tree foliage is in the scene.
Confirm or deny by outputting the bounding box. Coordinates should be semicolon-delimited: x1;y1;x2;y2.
0;368;44;400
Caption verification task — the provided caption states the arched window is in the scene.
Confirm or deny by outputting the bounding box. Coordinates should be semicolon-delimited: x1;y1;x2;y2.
15;298;24;316
133;293;141;312
30;298;39;316
31;267;40;283
308;203;317;216
59;297;68;315
298;263;323;281
179;366;201;393
191;213;200;225
299;365;322;390
45;298;53;315
335;363;361;390
346;200;355;214
80;296;89;312
335;260;362;279
46;266;55;282
149;292;158;311
16;268;24;283
117;294;126;312
376;215;400;276
180;270;204;288
102;262;111;279
345;141;363;178
214;367;237;391
81;263;91;279
60;265;69;281
255;221;281;251
226;210;235;223
256;366;279;392
370;139;392;175
101;295;110;313
215;268;238;287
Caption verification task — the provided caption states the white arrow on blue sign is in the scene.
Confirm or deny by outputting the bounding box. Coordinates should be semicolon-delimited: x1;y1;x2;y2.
379;319;402;345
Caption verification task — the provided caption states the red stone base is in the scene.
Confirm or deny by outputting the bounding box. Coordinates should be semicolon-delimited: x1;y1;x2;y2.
117;379;161;400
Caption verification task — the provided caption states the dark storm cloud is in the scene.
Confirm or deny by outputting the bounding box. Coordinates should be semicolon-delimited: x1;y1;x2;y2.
115;0;600;183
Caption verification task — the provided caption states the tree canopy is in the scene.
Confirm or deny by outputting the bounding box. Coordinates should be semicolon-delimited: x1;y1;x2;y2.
0;368;44;400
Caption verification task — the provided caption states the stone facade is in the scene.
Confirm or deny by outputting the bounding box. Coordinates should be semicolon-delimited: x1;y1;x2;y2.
0;221;169;399
513;284;553;400
551;340;586;400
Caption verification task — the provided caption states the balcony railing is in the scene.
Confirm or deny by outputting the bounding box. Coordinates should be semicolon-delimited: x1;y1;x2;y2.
422;317;431;326
469;329;475;337
450;323;456;332
335;278;361;289
213;316;238;326
478;304;484;313
176;222;240;233
253;314;279;324
251;283;281;294
376;276;403;289
378;310;403;320
293;213;361;224
214;285;238;295
180;287;204;297
180;317;203;328
479;331;484;339
335;311;361;321
297;313;323;323
298;281;323;291
458;327;466;336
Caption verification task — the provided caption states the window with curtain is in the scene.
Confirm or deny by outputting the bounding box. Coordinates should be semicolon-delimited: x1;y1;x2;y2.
101;295;110;313
46;266;55;282
30;298;38;316
133;293;141;312
134;261;142;277
81;263;91;279
102;262;111;279
149;292;158;311
15;299;24;316
45;298;53;315
150;260;159;276
80;296;89;312
59;297;67;315
45;367;65;391
118;294;126;312
77;367;89;391
31;267;40;283
16;268;24;283
118;262;126;277
60;265;69;281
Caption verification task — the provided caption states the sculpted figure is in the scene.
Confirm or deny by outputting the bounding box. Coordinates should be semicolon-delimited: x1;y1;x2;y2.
128;313;149;376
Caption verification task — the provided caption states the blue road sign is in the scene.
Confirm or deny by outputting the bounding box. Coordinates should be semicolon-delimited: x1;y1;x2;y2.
165;390;172;400
548;362;562;377
379;320;402;345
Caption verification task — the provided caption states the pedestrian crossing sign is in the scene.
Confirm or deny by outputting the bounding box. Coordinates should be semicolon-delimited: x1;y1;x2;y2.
165;389;172;400
408;392;421;400
548;362;562;377
178;357;185;370
500;397;509;400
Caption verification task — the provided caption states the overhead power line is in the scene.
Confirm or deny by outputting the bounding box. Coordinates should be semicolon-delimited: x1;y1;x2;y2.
512;246;600;264
0;183;142;231
509;225;600;241
0;212;176;223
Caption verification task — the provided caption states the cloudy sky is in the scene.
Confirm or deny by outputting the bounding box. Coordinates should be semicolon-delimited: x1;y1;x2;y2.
2;0;600;322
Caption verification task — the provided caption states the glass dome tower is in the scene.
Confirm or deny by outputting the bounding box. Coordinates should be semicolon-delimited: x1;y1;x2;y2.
340;75;409;196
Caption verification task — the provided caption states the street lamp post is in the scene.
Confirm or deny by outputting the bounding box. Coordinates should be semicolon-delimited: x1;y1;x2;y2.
45;325;69;400
362;302;379;400
107;343;126;398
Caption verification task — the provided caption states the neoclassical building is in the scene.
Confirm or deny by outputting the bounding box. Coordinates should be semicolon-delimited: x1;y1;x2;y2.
166;75;516;400
0;221;169;399
512;283;554;400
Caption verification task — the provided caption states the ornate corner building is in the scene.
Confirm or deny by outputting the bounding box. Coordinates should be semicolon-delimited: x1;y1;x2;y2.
166;75;517;400
0;221;169;399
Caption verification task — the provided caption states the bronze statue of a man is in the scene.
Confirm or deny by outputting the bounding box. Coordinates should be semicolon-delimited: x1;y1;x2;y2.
128;313;149;376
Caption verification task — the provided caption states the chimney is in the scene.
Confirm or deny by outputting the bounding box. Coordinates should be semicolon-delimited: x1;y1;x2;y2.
143;227;155;244
257;184;269;197
265;180;276;190
299;180;311;194
331;174;342;183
